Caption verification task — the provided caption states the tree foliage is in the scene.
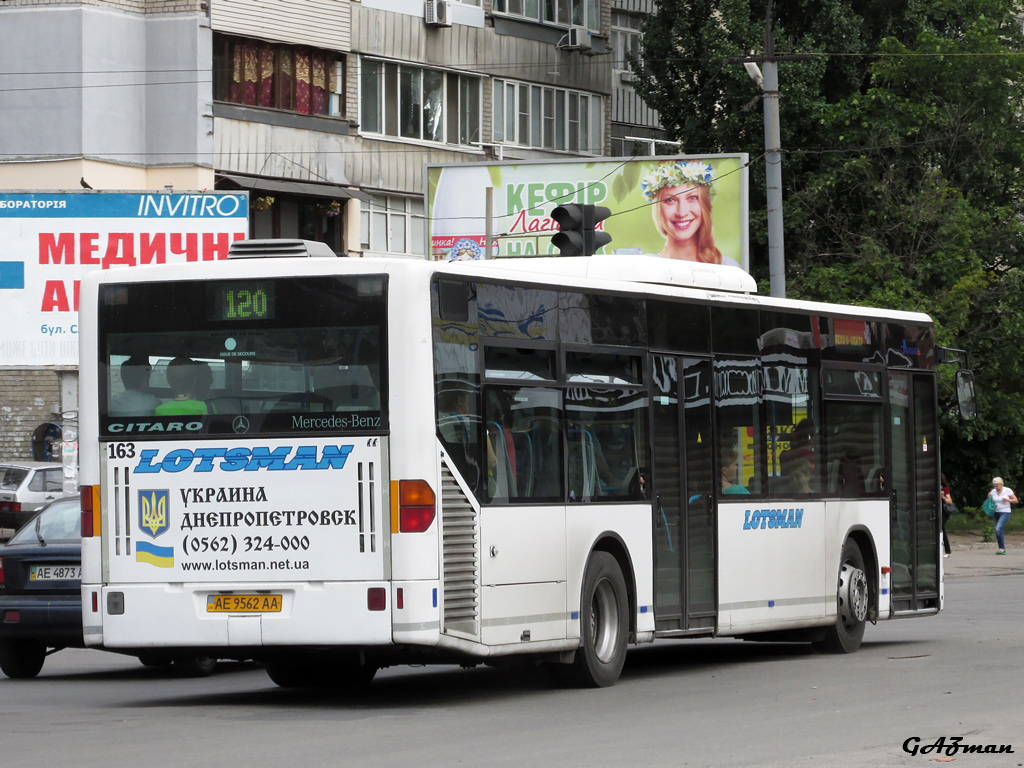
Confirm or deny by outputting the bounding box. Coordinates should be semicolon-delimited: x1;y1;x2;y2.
632;0;1024;501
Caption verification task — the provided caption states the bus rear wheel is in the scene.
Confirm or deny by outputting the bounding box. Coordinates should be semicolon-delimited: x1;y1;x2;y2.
267;653;376;690
567;551;628;687
815;539;869;654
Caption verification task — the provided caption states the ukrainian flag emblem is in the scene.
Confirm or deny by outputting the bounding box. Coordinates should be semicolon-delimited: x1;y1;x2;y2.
136;540;174;568
138;490;169;538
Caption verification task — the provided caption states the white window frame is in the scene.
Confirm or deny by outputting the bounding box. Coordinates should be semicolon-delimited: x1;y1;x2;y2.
492;78;603;154
359;57;482;148
493;0;597;31
610;11;643;76
360;194;427;257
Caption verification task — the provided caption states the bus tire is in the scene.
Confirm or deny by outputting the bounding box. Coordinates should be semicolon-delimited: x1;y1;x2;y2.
266;658;314;688
815;539;869;654
0;639;47;679
568;551;629;687
174;654;218;677
322;653;377;690
267;654;376;690
137;652;173;668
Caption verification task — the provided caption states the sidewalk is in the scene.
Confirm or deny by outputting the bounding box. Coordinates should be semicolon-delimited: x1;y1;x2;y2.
944;532;1024;578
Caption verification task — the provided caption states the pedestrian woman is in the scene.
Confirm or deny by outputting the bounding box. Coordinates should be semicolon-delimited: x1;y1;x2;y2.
988;477;1018;555
941;474;953;557
641;160;740;267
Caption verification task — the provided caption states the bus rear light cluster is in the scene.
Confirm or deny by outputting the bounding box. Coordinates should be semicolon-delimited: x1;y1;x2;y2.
398;480;436;533
80;485;101;538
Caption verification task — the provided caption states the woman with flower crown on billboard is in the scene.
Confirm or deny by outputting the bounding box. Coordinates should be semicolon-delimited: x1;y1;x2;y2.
640;160;741;268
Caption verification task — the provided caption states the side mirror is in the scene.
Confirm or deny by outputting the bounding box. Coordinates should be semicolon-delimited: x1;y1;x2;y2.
955;369;978;421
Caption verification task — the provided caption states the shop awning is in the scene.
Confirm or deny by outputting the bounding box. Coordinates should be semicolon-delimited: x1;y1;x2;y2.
217;173;370;203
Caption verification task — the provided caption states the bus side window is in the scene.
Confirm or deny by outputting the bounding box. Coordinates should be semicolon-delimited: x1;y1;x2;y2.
508;388;563;502
567;426;598;501
824;404;885;498
484;390;518;502
486;421;516;500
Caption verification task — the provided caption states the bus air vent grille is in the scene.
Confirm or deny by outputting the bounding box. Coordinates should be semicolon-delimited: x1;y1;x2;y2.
440;463;480;637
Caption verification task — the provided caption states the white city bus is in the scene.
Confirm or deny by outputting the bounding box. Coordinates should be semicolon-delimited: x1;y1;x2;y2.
78;240;959;688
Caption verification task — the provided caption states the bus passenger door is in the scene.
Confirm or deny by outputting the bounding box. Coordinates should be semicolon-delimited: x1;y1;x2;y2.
888;371;940;612
651;355;716;632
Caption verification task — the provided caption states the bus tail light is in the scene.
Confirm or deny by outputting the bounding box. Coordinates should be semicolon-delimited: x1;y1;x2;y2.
367;588;387;611
398;480;435;533
81;485;101;538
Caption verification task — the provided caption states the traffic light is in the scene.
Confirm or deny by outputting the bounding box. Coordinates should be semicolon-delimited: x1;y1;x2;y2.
550;204;612;256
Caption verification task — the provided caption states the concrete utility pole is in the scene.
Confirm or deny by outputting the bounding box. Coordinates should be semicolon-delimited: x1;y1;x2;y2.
733;1;812;299
762;4;785;299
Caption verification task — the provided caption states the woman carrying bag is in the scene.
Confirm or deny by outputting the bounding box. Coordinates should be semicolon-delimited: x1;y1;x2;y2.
986;477;1018;555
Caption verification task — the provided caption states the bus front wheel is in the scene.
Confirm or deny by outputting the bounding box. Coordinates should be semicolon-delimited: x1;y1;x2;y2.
815;539;869;654
568;551;629;687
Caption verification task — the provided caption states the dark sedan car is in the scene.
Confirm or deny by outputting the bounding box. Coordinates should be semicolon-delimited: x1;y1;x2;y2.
0;496;83;678
0;496;222;679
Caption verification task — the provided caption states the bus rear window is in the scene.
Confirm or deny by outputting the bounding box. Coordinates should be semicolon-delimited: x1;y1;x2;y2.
98;275;387;437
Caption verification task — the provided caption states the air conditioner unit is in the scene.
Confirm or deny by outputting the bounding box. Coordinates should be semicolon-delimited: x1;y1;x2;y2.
425;0;452;26
567;26;592;50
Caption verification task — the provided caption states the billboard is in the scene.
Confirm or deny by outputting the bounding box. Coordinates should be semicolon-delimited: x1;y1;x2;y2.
0;192;248;368
426;154;748;270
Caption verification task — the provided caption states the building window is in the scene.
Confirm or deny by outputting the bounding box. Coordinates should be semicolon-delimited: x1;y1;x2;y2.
213;34;342;117
492;79;602;153
360;195;426;256
610;12;643;74
360;59;481;147
494;0;598;31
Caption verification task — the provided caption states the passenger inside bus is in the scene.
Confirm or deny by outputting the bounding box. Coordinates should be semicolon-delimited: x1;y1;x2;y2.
109;355;162;417
720;446;749;495
154;357;210;416
780;457;814;495
778;419;817;495
827;423;867;497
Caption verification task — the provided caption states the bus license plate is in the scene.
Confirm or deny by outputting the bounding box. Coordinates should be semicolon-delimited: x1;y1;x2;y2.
206;594;282;613
30;565;81;581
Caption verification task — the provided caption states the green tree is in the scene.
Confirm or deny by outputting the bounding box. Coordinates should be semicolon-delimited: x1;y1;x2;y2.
632;0;1024;501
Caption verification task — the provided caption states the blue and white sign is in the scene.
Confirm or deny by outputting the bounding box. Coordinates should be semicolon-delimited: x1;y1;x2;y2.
0;191;248;367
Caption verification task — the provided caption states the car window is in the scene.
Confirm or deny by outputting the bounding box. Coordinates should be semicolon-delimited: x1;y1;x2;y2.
28;471;46;492
44;469;63;492
0;466;29;490
8;499;82;544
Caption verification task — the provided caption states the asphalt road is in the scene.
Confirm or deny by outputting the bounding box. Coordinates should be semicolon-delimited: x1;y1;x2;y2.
2;565;1022;768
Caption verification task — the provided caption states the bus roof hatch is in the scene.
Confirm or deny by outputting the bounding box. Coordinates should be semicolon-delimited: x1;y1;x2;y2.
228;239;338;259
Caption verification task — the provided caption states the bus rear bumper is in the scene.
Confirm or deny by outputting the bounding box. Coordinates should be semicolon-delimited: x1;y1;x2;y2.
84;581;394;649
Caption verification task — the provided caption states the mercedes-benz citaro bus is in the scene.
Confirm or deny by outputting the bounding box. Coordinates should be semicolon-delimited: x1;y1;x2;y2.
78;239;966;689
